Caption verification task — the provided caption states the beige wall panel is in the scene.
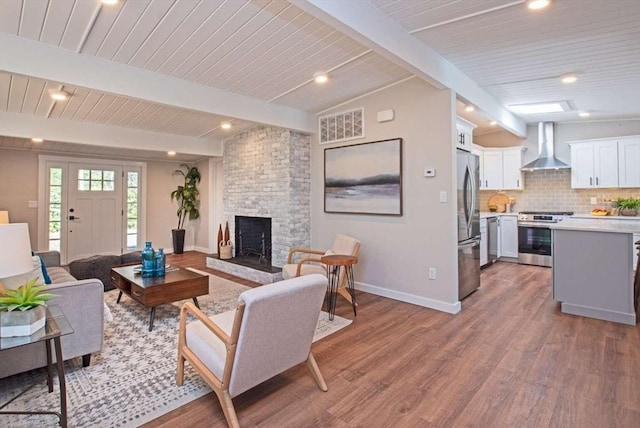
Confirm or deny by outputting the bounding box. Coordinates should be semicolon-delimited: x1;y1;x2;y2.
311;79;459;307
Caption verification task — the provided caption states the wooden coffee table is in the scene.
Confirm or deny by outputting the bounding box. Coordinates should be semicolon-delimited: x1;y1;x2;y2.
110;265;208;331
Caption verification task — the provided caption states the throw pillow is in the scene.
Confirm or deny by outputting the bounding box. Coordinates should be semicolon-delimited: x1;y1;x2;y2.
33;254;52;285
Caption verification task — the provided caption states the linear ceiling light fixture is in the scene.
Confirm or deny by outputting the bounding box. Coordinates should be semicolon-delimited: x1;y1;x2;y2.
100;0;119;5
561;73;578;84
508;101;571;115
48;89;70;101
313;71;329;84
221;122;232;130
465;105;475;112
167;151;176;156
527;0;551;10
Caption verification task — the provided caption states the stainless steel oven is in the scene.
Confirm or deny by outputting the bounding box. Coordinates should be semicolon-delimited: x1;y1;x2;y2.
517;211;573;267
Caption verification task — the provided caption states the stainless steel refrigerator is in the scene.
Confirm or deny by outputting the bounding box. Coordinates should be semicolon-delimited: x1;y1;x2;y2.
456;149;481;300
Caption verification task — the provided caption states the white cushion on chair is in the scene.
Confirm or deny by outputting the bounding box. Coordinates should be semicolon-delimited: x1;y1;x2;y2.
332;234;359;255
185;309;236;380
282;263;326;280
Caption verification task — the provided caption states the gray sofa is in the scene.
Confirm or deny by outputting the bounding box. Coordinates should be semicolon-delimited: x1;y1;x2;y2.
0;251;104;379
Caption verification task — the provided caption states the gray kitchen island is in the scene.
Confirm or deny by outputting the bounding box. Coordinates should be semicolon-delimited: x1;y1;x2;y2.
549;218;640;325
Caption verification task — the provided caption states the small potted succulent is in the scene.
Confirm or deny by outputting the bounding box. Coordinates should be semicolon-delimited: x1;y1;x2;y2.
615;197;640;216
0;278;55;337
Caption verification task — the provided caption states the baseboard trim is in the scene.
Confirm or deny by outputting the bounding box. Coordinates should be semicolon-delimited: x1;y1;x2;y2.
355;282;461;314
561;302;636;325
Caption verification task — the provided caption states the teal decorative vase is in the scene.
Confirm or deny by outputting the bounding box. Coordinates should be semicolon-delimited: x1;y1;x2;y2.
154;248;166;277
141;242;155;278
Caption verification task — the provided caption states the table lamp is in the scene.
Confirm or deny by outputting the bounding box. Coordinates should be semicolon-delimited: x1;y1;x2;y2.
0;223;33;279
0;211;9;224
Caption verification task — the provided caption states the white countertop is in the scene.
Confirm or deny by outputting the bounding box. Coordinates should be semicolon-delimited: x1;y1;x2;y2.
480;212;517;219
549;218;640;233
571;214;640;221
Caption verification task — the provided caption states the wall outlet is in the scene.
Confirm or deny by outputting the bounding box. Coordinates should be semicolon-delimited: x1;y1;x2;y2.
428;267;437;280
590;197;597;205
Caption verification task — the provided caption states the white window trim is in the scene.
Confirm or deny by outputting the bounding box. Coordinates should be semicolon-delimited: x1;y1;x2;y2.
37;155;147;263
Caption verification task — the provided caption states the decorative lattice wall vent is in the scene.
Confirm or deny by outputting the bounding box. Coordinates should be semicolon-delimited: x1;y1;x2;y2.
318;108;364;144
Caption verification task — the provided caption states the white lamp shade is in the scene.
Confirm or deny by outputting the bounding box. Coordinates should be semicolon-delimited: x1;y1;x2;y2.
0;223;33;278
0;211;8;224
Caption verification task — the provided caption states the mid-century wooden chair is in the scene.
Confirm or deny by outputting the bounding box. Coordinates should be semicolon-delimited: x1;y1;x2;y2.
176;274;328;428
282;234;360;307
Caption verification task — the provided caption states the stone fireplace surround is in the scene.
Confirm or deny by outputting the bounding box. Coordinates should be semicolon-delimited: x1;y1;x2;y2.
207;125;311;283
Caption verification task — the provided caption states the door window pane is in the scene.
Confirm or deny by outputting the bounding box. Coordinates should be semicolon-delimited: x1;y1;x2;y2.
77;169;116;192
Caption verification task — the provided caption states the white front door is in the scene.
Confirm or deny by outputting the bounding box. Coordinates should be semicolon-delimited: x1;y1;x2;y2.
67;163;123;261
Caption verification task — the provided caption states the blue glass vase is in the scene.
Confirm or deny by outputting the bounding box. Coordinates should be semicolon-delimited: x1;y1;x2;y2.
154;248;166;277
141;242;155;278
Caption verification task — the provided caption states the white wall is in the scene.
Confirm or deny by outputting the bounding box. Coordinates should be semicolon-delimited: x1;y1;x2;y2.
0;149;39;248
311;79;460;312
146;161;207;252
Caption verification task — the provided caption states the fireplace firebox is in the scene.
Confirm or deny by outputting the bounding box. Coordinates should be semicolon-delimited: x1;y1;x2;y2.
235;216;272;264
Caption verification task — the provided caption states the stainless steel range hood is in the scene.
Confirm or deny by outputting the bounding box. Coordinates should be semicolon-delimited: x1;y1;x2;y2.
521;122;570;170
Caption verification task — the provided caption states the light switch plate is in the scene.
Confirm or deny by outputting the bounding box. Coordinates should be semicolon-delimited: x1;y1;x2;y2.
28;200;38;208
424;168;436;177
439;191;447;203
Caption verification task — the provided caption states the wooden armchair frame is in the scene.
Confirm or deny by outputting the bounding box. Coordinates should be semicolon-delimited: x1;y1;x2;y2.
286;243;361;305
176;301;327;428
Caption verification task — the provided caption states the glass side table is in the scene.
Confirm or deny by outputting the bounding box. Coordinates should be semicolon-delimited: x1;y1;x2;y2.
0;305;74;428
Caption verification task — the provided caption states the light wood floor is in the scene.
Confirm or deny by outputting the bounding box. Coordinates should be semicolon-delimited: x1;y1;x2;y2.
146;252;640;427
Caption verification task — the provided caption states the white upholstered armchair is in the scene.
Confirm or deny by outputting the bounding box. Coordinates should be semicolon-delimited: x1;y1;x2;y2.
282;234;360;306
176;274;329;428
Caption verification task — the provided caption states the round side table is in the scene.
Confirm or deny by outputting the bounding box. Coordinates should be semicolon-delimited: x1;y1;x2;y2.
320;254;358;321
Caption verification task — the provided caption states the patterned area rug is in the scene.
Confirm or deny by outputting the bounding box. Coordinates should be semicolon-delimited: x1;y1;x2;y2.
0;270;351;427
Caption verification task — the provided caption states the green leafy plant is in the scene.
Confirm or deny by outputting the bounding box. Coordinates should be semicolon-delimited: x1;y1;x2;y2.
0;278;55;312
616;197;640;210
170;164;201;230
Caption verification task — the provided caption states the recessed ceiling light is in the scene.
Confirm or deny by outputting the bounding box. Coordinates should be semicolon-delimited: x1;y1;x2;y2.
561;73;578;84
31;138;43;143
313;71;329;84
489;120;497;126
221;122;232;130
100;0;119;5
508;101;571;114
48;89;70;101
579;111;590;117
167;151;176;156
527;0;551;10
465;105;475;112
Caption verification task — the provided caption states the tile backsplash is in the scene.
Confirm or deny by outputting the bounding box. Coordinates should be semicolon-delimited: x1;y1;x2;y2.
480;169;640;214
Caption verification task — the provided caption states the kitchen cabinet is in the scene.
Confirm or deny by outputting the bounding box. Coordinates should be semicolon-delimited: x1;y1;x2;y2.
569;140;618;188
618;136;640;188
634;233;640;271
479;147;525;190
499;215;518;258
480;218;488;266
456;117;476;152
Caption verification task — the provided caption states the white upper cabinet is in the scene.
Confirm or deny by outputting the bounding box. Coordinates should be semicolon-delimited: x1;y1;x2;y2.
502;148;525;190
478;147;525;190
456;117;476;152
618;136;640;188
570;140;619;188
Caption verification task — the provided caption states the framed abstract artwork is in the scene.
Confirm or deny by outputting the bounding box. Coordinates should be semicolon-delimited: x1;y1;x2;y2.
324;138;403;216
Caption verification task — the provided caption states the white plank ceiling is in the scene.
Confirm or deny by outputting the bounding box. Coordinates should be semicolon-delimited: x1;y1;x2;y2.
0;0;639;157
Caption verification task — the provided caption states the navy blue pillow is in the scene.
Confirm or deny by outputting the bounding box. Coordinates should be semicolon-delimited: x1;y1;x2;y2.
31;252;52;285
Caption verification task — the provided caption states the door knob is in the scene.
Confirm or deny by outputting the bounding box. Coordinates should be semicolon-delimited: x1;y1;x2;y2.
69;216;80;220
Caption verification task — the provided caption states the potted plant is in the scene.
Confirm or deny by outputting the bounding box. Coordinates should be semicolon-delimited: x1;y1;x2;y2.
170;164;201;254
0;278;55;337
615;197;640;216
